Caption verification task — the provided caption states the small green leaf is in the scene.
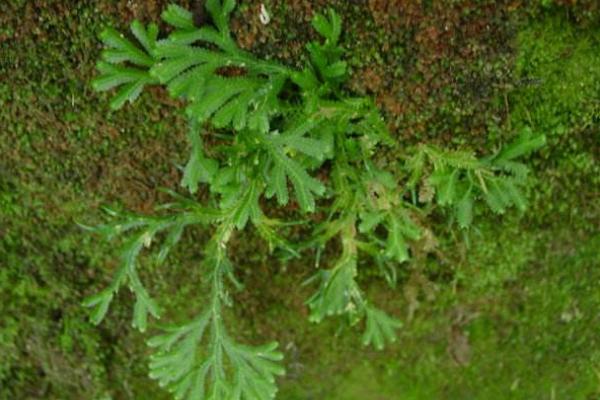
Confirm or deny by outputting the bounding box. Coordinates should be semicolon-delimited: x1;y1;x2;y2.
312;9;342;44
322;61;347;79
131;20;158;54
291;69;319;90
456;191;474;229
385;217;410;263
161;4;195;30
483;179;509;214
181;123;219;193
205;0;236;33
100;27;154;66
228;182;261;230
92;21;159;109
109;80;147;110
501;179;527;211
83;290;114;325
397;214;421;241
362;307;402;350
436;169;459;206
267;142;325;212
157;223;185;264
305;267;357;323
496;128;546;162
358;211;385;233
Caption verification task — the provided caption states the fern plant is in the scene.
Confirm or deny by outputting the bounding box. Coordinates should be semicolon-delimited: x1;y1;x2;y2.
86;2;545;399
406;127;546;229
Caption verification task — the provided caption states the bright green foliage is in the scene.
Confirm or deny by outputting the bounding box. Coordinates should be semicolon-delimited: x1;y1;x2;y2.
153;4;291;133
86;2;544;399
407;128;546;228
81;194;221;332
94;3;292;133
305;220;364;323
182;120;219;194
147;229;284;400
91;21;159;109
293;8;346;99
362;306;403;350
260;119;328;212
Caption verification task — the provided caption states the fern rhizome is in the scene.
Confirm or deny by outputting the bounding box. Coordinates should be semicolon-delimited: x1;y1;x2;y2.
84;2;545;399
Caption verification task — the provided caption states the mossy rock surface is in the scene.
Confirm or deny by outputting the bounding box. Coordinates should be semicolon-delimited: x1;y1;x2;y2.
1;1;598;398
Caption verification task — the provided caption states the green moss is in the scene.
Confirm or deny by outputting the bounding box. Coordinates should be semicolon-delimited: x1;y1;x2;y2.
1;1;598;399
508;14;599;235
510;16;600;135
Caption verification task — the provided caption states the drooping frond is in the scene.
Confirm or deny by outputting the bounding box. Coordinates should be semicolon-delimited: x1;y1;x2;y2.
81;197;221;332
147;231;285;400
305;217;402;349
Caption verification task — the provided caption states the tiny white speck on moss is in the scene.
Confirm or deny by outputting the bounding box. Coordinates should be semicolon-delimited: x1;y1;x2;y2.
259;4;271;25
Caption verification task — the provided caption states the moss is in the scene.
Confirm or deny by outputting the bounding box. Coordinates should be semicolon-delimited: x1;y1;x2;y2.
509;15;600;235
1;1;599;399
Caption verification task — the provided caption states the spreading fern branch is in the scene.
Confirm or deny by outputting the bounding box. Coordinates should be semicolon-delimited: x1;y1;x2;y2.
92;20;159;109
148;225;284;400
81;197;221;332
87;3;545;398
408;129;546;228
305;214;402;349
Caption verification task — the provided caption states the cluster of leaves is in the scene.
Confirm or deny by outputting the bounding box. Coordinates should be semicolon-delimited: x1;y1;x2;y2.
87;1;545;399
406;129;546;229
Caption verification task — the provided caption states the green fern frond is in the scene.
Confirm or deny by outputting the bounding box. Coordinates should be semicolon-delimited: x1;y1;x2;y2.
92;21;159;109
482;178;511;214
308;9;345;80
362;306;403;350
305;219;362;322
358;211;386;233
148;230;284;400
149;5;292;133
305;219;403;349
351;106;395;147
83;225;162;332
93;2;291;131
383;211;421;264
494;159;530;181
82;198;221;332
423;145;480;170
181;120;219;194
415;131;545;226
456;189;474;229
429;168;459;206
494;127;547;162
253;216;301;257
253;118;330;212
293;8;347;100
204;0;236;34
305;257;362;323
266;144;325;212
229;181;262;230
500;178;527;211
311;9;342;45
